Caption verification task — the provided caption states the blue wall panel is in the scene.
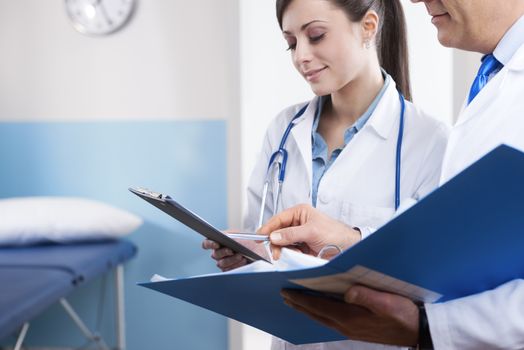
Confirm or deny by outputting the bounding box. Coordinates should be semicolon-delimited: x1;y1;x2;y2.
0;121;228;350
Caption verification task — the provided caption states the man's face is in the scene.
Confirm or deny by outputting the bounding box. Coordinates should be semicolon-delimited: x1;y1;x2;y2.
410;0;501;53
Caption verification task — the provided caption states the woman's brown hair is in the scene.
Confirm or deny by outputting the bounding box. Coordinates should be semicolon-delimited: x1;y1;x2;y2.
276;0;412;101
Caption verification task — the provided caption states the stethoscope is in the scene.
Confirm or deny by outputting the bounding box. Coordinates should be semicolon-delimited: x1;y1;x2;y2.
257;91;406;229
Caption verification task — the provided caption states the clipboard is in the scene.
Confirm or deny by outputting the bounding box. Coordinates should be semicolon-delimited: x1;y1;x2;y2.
129;187;270;262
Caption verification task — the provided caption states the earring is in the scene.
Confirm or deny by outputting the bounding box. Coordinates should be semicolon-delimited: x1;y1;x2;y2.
364;39;371;49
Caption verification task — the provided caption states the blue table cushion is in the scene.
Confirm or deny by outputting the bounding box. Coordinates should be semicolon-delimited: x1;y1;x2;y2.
0;240;137;284
0;239;137;340
0;267;74;340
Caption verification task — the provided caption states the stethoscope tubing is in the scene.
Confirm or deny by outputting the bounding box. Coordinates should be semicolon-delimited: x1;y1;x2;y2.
259;91;405;228
395;92;406;211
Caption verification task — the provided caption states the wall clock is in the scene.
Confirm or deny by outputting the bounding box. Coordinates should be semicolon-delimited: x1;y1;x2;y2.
65;0;136;36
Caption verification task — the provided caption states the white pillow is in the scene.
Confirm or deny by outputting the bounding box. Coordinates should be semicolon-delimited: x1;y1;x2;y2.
0;197;143;246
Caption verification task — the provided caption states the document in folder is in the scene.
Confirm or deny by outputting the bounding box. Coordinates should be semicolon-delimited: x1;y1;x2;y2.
139;145;524;345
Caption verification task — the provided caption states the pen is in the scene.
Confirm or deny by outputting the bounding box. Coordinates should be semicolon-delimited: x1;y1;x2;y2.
226;233;270;241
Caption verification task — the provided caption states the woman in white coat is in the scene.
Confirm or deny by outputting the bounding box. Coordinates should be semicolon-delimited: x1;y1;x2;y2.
261;2;524;349
204;0;448;348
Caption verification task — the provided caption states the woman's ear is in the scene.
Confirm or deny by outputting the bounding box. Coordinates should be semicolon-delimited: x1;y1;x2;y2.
361;10;379;48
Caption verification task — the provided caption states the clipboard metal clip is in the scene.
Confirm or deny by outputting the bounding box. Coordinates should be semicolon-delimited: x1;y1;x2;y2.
132;187;165;200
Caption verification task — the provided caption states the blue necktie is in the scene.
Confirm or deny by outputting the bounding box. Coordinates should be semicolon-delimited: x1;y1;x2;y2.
468;54;503;104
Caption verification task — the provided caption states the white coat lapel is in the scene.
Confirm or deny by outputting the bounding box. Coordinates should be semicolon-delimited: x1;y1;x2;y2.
327;82;399;179
508;43;524;72
457;43;524;126
289;101;316;190
456;68;508;127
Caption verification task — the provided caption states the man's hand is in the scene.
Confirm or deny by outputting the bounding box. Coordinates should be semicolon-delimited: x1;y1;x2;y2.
281;285;419;347
258;204;361;259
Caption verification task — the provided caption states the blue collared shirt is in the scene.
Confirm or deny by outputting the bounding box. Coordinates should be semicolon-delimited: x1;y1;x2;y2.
310;73;391;207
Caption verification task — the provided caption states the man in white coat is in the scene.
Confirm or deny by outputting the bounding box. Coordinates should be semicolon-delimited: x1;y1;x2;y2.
260;0;524;348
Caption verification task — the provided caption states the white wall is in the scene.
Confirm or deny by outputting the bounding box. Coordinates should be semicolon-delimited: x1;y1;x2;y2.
402;0;454;122
0;0;239;121
453;50;483;119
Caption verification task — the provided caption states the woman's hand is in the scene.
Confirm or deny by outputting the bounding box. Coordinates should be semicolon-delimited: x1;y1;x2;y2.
202;238;249;272
202;230;269;271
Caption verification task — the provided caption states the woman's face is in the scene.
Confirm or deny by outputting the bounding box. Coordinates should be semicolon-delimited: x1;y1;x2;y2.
282;0;370;96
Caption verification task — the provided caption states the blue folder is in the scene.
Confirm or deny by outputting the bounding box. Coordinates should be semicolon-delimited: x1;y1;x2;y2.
140;144;524;345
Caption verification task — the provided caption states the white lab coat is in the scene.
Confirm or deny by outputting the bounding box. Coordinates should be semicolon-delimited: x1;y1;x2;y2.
243;80;449;350
426;42;524;350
